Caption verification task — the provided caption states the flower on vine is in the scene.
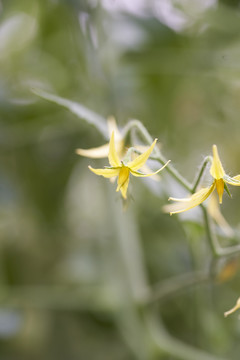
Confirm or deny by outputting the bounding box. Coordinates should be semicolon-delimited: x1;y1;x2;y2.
76;116;161;181
88;132;170;199
164;144;240;215
224;297;240;317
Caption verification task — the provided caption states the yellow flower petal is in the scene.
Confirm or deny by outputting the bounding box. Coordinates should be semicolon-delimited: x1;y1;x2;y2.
117;166;130;191
88;166;119;178
141;164;161;181
127;139;158;171
215;178;224;204
119;177;129;199
108;132;121;167
224;297;240;317
76;143;110;158
107;116;122;140
163;183;215;215
76;118;125;160
130;160;170;177
130;150;161;181
210;145;225;179
224;174;240;186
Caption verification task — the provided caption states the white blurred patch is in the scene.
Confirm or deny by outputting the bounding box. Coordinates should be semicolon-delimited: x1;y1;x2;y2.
102;0;148;17
0;310;22;338
0;13;38;60
153;0;188;31
102;0;217;32
153;0;217;31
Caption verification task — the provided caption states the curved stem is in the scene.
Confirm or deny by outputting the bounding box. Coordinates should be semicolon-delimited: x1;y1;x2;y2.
202;205;222;257
145;308;227;360
142;271;209;304
124;120;192;192
202;205;240;257
122;119;153;145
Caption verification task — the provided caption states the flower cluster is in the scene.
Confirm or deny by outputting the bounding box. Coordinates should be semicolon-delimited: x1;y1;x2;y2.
86;131;169;199
77;123;240;318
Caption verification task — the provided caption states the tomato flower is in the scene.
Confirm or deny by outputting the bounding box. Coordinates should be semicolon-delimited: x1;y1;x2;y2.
164;145;240;215
89;132;170;199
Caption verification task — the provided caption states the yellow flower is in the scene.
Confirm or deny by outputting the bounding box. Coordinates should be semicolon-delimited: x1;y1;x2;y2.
76;116;161;182
164;144;240;215
89;132;170;199
224;297;240;317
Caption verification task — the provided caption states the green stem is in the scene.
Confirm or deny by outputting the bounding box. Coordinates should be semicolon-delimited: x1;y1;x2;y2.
125;120;240;257
202;205;221;257
122;119;153;145
32;88;109;139
201;205;240;257
123;147;135;163
192;156;211;193
156;154;192;192
145;309;227;360
218;244;240;256
124;120;192;192
142;271;209;304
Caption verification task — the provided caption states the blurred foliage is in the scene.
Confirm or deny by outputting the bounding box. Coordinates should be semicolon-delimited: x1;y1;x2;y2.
1;0;240;359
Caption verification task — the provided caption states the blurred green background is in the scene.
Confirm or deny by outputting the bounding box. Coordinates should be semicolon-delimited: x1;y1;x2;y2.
1;0;240;359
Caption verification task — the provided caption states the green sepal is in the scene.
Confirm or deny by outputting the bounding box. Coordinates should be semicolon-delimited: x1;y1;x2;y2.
224;182;232;198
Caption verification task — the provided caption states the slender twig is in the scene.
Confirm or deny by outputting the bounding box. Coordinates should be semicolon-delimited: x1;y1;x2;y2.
122;119;153;145
192;156;211;193
201;205;221;257
145;309;227;360
141;271;209;304
124;120;192;192
202;205;240;257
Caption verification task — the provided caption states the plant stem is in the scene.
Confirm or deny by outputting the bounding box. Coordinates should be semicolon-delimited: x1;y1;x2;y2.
126;120;240;259
192;156;211;193
202;205;240;257
142;271;209;304
124;120;192;192
145;309;227;360
202;205;222;257
106;184;225;360
122;119;154;145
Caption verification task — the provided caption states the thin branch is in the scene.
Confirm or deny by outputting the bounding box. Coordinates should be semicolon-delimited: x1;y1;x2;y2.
192;156;211;193
142;271;209;304
202;205;240;257
145;309;227;360
124;120;192;192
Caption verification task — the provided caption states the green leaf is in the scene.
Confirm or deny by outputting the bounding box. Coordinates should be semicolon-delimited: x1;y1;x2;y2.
32;88;109;139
